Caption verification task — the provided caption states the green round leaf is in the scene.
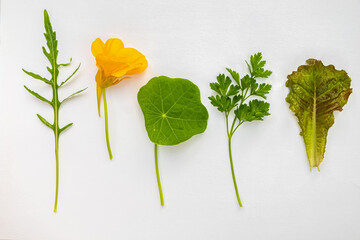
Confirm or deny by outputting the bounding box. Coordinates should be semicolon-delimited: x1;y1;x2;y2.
138;76;209;146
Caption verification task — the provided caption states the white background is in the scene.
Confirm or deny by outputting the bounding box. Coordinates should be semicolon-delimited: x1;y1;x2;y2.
1;0;360;239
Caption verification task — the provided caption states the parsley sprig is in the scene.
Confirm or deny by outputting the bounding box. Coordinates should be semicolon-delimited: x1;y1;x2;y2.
209;52;272;207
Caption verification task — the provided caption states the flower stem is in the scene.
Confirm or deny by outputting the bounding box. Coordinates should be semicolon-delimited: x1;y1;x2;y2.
102;88;113;160
228;136;242;207
154;144;164;206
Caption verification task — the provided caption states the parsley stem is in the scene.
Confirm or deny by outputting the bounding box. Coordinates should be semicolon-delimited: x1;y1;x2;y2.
154;144;164;206
229;116;237;135
228;136;242;207
225;113;230;137
102;88;113;160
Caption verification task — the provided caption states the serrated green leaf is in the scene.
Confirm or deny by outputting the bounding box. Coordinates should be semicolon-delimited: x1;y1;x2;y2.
235;100;270;122
227;85;240;97
209;95;232;112
252;83;272;99
226;68;240;85
217;73;228;87
250;80;258;94
138;76;208;145
285;59;352;170
250;53;266;69
247;52;272;78
219;74;231;95
209;95;224;112
231;94;242;108
240;75;253;90
254;69;272;78
209;82;222;95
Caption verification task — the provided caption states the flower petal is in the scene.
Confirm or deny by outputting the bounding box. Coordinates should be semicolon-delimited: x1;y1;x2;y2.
110;48;148;76
95;71;103;116
95;54;129;77
126;56;148;75
104;38;124;55
91;38;105;57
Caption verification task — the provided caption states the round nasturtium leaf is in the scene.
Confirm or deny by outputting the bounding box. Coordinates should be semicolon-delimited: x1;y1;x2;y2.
137;76;209;146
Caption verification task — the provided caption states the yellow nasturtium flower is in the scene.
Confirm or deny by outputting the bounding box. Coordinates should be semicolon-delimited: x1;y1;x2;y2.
91;38;148;159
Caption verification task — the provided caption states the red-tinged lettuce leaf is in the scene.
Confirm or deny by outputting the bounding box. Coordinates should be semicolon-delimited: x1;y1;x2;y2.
285;59;352;170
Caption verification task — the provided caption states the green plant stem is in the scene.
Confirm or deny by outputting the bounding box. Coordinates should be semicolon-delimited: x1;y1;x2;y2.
229;116;237;134
225;113;230;137
52;83;60;213
52;107;60;212
226;113;242;207
54;135;59;212
228;135;242;207
51;48;60;213
154;144;164;206
102;88;113;160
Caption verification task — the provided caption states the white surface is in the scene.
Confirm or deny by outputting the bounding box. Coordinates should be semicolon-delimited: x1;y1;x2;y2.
1;0;360;239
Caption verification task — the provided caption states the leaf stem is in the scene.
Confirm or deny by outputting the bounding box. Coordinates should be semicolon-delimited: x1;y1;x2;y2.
54;134;59;212
225;113;230;137
231;121;243;135
51;41;60;213
228;136;242;207
102;88;113;160
52;80;60;213
229;116;237;135
154;144;164;206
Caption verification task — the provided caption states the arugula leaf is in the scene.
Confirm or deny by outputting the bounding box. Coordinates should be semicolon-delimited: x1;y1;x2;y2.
286;59;352;170
23;10;86;212
209;52;272;207
138;76;208;205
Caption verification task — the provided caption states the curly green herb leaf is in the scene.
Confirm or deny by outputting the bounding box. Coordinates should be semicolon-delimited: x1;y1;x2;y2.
286;59;352;170
138;76;208;206
209;52;272;207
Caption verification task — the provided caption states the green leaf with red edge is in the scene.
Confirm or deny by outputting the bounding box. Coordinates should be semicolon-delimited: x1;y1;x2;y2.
286;59;352;170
